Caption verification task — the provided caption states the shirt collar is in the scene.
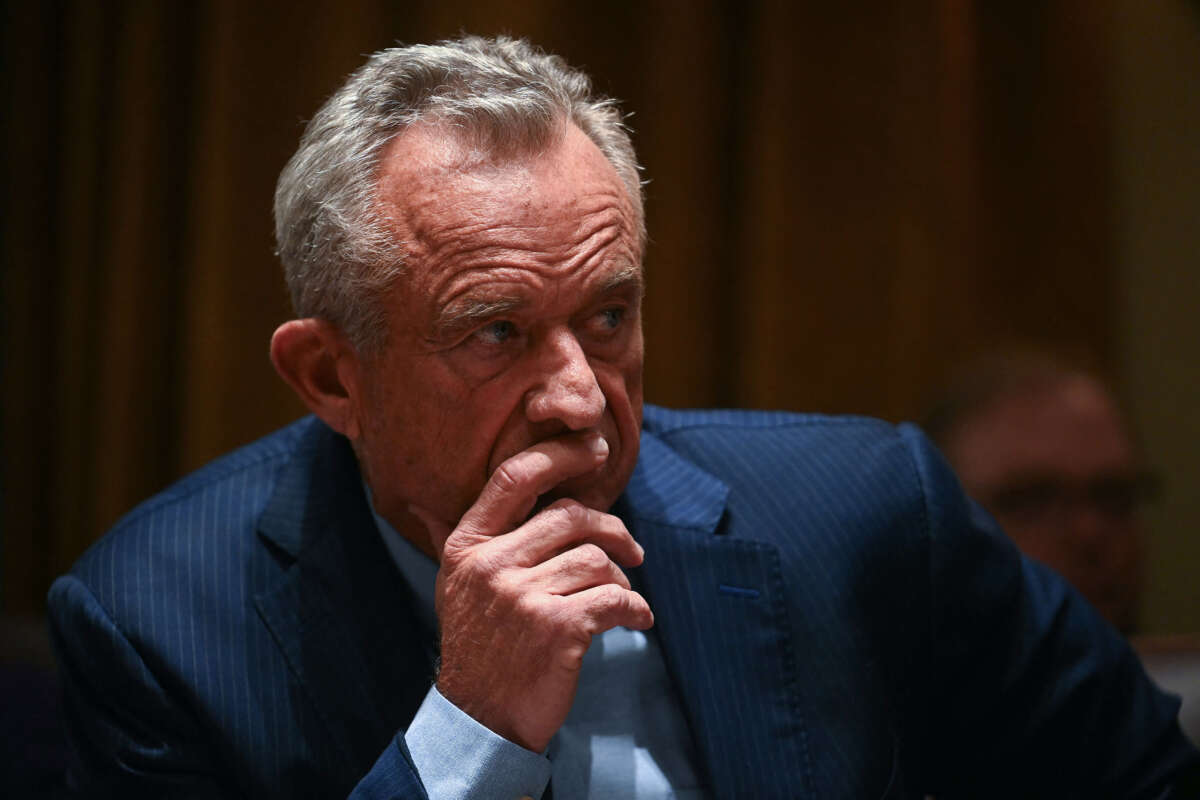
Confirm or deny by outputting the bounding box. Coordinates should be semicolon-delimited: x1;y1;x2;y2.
364;481;440;633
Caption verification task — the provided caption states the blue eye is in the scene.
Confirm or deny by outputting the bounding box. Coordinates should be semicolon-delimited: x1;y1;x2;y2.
598;308;624;329
476;320;516;345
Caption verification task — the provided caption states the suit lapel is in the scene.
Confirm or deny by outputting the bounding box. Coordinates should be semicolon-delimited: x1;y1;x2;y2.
248;421;817;794
254;421;436;780
619;432;815;798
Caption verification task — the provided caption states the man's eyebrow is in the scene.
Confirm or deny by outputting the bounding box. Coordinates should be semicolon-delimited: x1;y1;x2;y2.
432;263;644;338
434;296;527;335
598;263;645;298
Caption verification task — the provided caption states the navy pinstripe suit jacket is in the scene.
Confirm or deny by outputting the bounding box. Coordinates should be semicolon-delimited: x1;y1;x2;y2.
49;406;1197;798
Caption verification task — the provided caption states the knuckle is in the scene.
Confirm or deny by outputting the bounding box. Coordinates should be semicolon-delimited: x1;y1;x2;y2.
548;498;588;526
488;567;518;597
490;461;523;493
594;583;626;608
596;508;624;528
439;541;467;568
460;546;503;581
513;590;544;618
595;513;629;541
441;529;485;560
574;543;609;570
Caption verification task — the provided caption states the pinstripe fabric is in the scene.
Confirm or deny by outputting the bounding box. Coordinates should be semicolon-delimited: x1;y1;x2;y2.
628;410;1195;798
49;407;1196;798
50;417;432;798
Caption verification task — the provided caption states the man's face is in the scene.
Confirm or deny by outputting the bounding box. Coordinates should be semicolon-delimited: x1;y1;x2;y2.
352;122;645;545
943;376;1146;632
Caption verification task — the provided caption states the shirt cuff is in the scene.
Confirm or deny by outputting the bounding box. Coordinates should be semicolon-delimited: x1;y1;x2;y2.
403;685;552;800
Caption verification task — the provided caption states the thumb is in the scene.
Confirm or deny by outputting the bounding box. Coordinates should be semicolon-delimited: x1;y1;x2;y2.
407;503;454;562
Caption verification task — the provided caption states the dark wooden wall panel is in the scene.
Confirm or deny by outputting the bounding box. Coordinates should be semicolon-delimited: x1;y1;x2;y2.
2;0;1118;614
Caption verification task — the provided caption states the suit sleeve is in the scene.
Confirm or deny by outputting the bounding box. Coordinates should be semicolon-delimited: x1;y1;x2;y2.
897;424;1199;798
49;575;431;800
49;575;230;798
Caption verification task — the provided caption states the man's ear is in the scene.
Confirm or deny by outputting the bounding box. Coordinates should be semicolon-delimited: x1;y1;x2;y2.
270;319;364;440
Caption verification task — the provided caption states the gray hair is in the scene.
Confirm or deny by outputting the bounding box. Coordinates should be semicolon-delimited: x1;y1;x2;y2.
274;35;644;353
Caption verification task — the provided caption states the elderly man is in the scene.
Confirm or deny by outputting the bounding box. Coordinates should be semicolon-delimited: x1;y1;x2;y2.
49;37;1197;799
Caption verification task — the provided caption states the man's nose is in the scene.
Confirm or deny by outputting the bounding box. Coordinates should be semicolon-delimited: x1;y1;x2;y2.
524;328;606;430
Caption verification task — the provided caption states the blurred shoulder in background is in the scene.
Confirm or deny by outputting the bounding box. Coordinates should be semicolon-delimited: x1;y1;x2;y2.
923;348;1198;745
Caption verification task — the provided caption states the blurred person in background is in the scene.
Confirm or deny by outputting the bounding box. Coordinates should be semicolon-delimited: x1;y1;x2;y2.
923;351;1154;634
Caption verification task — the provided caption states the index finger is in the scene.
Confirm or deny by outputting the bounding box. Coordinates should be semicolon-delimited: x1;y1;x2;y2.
457;431;610;538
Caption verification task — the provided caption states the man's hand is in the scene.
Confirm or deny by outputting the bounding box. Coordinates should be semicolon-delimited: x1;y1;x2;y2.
411;431;653;753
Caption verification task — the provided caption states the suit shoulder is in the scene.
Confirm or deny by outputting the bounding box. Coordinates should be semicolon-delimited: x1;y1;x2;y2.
67;417;319;581
642;404;906;456
639;405;951;531
115;417;316;526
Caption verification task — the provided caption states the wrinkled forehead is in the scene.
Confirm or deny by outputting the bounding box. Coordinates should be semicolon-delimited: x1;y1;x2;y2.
366;121;643;336
375;121;640;247
381;117;553;175
376;121;640;232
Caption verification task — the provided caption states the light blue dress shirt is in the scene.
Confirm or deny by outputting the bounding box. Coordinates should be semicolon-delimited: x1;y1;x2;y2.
370;504;708;800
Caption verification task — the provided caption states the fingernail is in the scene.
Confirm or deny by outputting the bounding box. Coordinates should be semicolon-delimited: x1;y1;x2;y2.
589;433;609;458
